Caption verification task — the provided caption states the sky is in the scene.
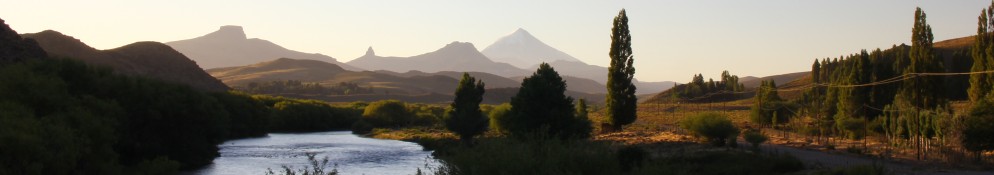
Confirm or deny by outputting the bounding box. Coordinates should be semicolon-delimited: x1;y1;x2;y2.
0;0;990;82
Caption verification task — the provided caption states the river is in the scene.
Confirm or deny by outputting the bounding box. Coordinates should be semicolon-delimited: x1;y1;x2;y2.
187;131;438;175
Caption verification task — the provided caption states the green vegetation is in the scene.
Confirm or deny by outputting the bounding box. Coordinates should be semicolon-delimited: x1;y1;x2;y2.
963;97;994;159
444;73;488;144
0;58;362;174
487;103;513;134
243;80;373;95
506;63;592;139
968;2;994;102
606;9;638;132
750;80;794;127
361;100;415;128
680;112;740;146
674;71;745;99
743;130;769;150
900;7;946;109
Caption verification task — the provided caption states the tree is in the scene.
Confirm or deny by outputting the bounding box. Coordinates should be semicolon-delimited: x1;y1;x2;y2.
445;73;488;145
508;63;590;139
963;97;994;160
969;2;994;102
898;7;945;109
606;9;638;132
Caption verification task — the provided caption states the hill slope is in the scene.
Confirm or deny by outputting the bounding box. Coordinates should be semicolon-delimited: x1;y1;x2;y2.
166;25;362;71
23;30;229;92
0;18;46;64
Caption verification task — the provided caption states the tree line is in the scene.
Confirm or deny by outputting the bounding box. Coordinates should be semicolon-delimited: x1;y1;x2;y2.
753;4;994;161
241;80;374;95
671;71;746;99
0;58;363;174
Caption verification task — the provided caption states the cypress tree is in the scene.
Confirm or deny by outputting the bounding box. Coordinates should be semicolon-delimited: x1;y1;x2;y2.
445;73;488;145
606;9;638;131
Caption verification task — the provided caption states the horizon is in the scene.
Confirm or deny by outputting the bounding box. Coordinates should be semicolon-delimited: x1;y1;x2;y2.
1;0;989;82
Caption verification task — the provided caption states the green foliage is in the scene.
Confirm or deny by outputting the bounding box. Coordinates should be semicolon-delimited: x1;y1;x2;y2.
606;9;638;131
507;63;591;139
270;99;359;132
445;73;488;144
0;58;231;173
899;7;946;109
487;103;513;134
750;80;794;126
362;100;415;128
674;71;745;99
970;2;994;103
680;112;740;147
743;130;769;150
0;58;361;173
213;92;271;138
963;96;994;153
243;80;373;95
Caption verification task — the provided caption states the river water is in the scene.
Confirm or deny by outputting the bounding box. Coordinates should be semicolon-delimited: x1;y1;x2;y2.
187;131;438;175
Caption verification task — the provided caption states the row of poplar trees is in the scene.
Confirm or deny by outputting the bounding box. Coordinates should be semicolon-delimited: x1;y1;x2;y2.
443;9;639;143
757;5;994;161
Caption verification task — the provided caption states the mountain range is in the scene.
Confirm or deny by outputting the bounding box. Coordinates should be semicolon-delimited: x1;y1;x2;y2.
208;57;607;104
166;25;362;71
22;30;229;92
347;42;529;77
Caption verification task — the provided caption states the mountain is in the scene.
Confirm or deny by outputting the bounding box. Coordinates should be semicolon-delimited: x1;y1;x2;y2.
347;42;528;77
22;30;230;92
481;28;582;68
0;18;46;64
166;25;362;71
211;58;611;104
484;29;674;94
209;58;461;95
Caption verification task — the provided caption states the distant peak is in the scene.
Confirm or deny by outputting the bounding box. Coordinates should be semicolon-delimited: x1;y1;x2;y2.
511;28;532;36
204;25;246;40
441;41;476;50
365;46;375;56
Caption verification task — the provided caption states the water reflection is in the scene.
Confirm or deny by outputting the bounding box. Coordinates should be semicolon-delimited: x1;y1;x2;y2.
188;131;437;175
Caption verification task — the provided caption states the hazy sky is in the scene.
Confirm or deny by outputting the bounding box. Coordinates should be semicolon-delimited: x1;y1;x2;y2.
1;1;989;82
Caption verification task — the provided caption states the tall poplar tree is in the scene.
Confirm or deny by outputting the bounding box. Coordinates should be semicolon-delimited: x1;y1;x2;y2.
898;7;945;109
606;9;638;131
969;2;994;102
445;73;488;144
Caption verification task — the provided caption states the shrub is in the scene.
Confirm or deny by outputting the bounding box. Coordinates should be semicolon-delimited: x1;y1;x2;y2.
488;103;513;134
270;100;359;132
362;100;414;128
743;130;769;150
680;112;740;146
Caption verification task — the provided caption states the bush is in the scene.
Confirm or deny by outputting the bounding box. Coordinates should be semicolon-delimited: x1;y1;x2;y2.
362;100;415;128
963;97;994;154
743;130;769;150
270;100;359;132
680;112;740;146
488;103;513;134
